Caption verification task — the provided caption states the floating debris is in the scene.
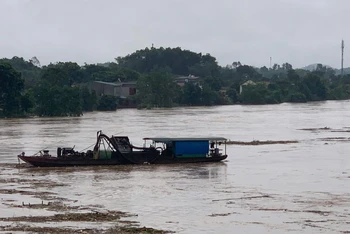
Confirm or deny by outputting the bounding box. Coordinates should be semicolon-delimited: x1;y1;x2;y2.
226;140;298;145
239;195;272;199
0;211;171;233
0;164;172;234
0;223;169;234
213;194;272;202
209;213;232;217
299;127;331;131
255;208;331;216
318;137;350;142
0;210;127;222
299;127;350;133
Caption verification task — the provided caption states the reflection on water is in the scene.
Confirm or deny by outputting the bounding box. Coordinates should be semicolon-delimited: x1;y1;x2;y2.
1;101;350;233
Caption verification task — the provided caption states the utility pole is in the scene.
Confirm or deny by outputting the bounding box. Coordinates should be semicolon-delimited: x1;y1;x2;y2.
341;40;344;77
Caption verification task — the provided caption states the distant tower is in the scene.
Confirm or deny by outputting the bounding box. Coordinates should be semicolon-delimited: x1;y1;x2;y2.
270;57;272;69
29;56;41;67
341;40;345;77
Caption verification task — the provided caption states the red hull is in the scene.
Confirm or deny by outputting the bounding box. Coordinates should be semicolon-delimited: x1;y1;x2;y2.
18;155;228;167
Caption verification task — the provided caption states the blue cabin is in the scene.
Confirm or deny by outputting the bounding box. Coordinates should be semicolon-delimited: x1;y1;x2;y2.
143;137;227;158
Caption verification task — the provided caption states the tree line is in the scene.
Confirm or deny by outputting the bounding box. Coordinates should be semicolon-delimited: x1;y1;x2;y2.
1;47;350;117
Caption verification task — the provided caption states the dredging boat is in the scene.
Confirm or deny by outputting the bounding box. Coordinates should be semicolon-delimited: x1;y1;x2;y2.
17;131;228;167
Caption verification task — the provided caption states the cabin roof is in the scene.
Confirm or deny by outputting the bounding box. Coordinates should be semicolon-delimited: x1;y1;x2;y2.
94;81;119;86
93;81;137;87
143;137;227;142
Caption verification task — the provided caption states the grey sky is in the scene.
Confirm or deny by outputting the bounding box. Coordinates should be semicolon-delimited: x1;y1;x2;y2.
1;0;349;68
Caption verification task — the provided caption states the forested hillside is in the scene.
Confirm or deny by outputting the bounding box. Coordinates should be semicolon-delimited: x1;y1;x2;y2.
1;47;350;117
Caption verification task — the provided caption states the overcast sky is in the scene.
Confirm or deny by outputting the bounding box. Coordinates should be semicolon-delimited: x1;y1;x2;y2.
1;0;349;68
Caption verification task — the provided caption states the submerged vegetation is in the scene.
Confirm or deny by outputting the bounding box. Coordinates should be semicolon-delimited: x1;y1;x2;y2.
1;47;350;117
0;164;171;234
226;140;299;145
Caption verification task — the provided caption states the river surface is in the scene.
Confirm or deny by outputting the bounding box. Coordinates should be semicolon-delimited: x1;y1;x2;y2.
0;101;350;233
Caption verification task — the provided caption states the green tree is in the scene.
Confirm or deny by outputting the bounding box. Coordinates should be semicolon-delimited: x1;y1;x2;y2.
327;84;350;100
136;72;177;108
239;85;265;104
226;84;239;102
260;66;269;73
301;73;327;100
0;63;26;117
20;90;35;113
40;66;70;86
81;87;97;111
33;82;82;116
288;92;307;103
236;65;262;80
0;56;41;88
282;62;293;71
239;84;274;104
203;76;222;91
201;85;220;105
116;47;219;77
272;64;281;71
287;69;301;84
97;95;117;111
219;65;239;82
182;83;202;105
41;62;85;86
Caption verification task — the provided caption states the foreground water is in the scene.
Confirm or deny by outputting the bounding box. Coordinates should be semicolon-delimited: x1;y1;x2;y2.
0;101;350;233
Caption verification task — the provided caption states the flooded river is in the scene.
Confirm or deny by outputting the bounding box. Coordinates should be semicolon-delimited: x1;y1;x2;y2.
0;101;350;233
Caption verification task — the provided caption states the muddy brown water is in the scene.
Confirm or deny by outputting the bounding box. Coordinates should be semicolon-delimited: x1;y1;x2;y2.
0;101;350;233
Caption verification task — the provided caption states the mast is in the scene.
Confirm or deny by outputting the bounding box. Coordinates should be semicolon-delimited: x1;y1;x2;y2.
341;40;344;77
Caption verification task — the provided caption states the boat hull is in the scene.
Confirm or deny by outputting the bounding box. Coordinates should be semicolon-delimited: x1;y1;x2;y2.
18;155;228;167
